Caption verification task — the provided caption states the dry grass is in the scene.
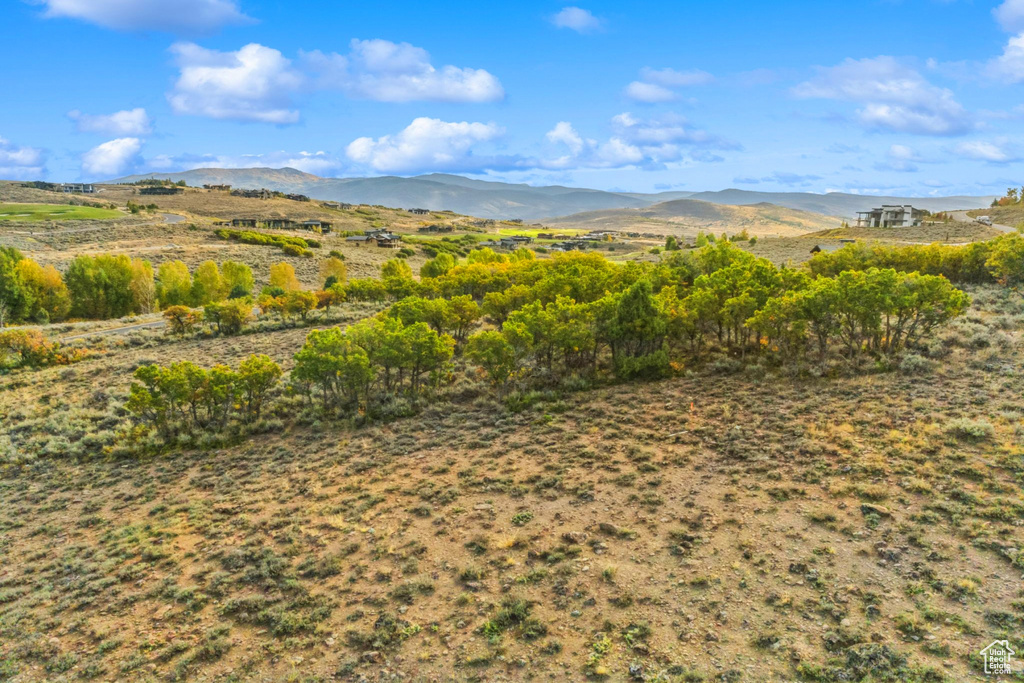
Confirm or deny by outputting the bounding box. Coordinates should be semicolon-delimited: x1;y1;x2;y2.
1;285;1023;682
0;180;1020;682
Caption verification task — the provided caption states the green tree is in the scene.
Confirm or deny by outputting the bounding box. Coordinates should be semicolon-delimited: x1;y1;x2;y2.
292;327;373;411
420;252;456;279
205;298;252;335
466;330;517;392
0;247;32;328
283;289;317;322
65;254;135;319
16;258;69;323
222;261;255;298
190;261;226;306
157;261;192;308
236;354;282;422
381;258;414;280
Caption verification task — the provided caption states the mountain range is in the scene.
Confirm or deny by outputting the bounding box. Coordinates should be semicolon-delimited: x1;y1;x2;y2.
111;168;996;221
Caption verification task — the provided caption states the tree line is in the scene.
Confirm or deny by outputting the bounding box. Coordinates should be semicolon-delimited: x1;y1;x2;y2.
122;237;985;442
0;246;351;336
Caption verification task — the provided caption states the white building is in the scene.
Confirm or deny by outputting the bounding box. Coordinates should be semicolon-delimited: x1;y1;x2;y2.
855;205;923;228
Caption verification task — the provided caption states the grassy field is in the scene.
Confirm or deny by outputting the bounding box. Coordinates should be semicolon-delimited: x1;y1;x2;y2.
0;179;1020;682
0;203;122;222
1;286;1022;682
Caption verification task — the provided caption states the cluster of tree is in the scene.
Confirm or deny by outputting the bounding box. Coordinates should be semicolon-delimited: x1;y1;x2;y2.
157;260;255;308
992;186;1024;207
808;235;1024;286
291;316;454;414
214;229;320;257
160;258;350;337
126;201;159;214
333;243;968;391
1;247;156;326
0;329;82;370
126;355;282;437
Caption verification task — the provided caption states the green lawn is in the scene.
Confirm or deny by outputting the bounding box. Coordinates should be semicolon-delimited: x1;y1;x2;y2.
0;203;122;222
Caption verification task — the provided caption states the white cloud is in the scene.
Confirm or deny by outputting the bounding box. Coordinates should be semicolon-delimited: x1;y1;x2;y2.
69;108;152;136
793;56;972;136
82;137;143;177
995;0;1024;32
542;112;737;170
303;39;503;103
167;43;303;123
39;0;250;33
545;122;585;155
954;140;1019;163
874;144;922;172
625;67;714;103
624;81;678;103
640;67;714;87
346;118;506;173
550;7;603;33
987;33;1024;83
0;136;46;180
147;150;345;175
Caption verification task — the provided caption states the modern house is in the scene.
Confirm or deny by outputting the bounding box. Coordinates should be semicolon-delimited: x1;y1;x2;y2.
302;220;332;233
855;205;924;228
229;218;257;228
56;183;95;194
376;233;402;248
203;184;231;191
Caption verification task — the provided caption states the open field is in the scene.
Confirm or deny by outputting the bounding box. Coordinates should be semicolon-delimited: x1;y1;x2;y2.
2;286;1023;682
541;199;840;238
0;203;123;222
808;222;1005;244
1;178;1022;682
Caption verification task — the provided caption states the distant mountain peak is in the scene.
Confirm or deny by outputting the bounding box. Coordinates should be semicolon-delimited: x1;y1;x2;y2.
105;167;995;221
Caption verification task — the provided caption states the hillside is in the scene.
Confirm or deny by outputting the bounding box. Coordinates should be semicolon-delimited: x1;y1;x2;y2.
1;285;1021;682
109;169;996;222
0;178;1019;682
542;198;838;237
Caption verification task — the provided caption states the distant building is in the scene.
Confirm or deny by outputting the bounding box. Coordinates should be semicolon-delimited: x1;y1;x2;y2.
285;194;310;202
264;219;297;229
855;205;924;228
346;235;371;246
321;201;353;210
409;208;431;215
204;184;232;191
231;188;273;200
56;183;95;194
302;220;332;233
230;218;257;228
376;233;402;248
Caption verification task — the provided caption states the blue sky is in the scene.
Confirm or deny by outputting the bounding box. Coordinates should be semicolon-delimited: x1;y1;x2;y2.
1;0;1023;196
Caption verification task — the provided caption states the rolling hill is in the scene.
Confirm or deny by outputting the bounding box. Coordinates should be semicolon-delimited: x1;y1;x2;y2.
110;168;995;221
541;198;839;236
